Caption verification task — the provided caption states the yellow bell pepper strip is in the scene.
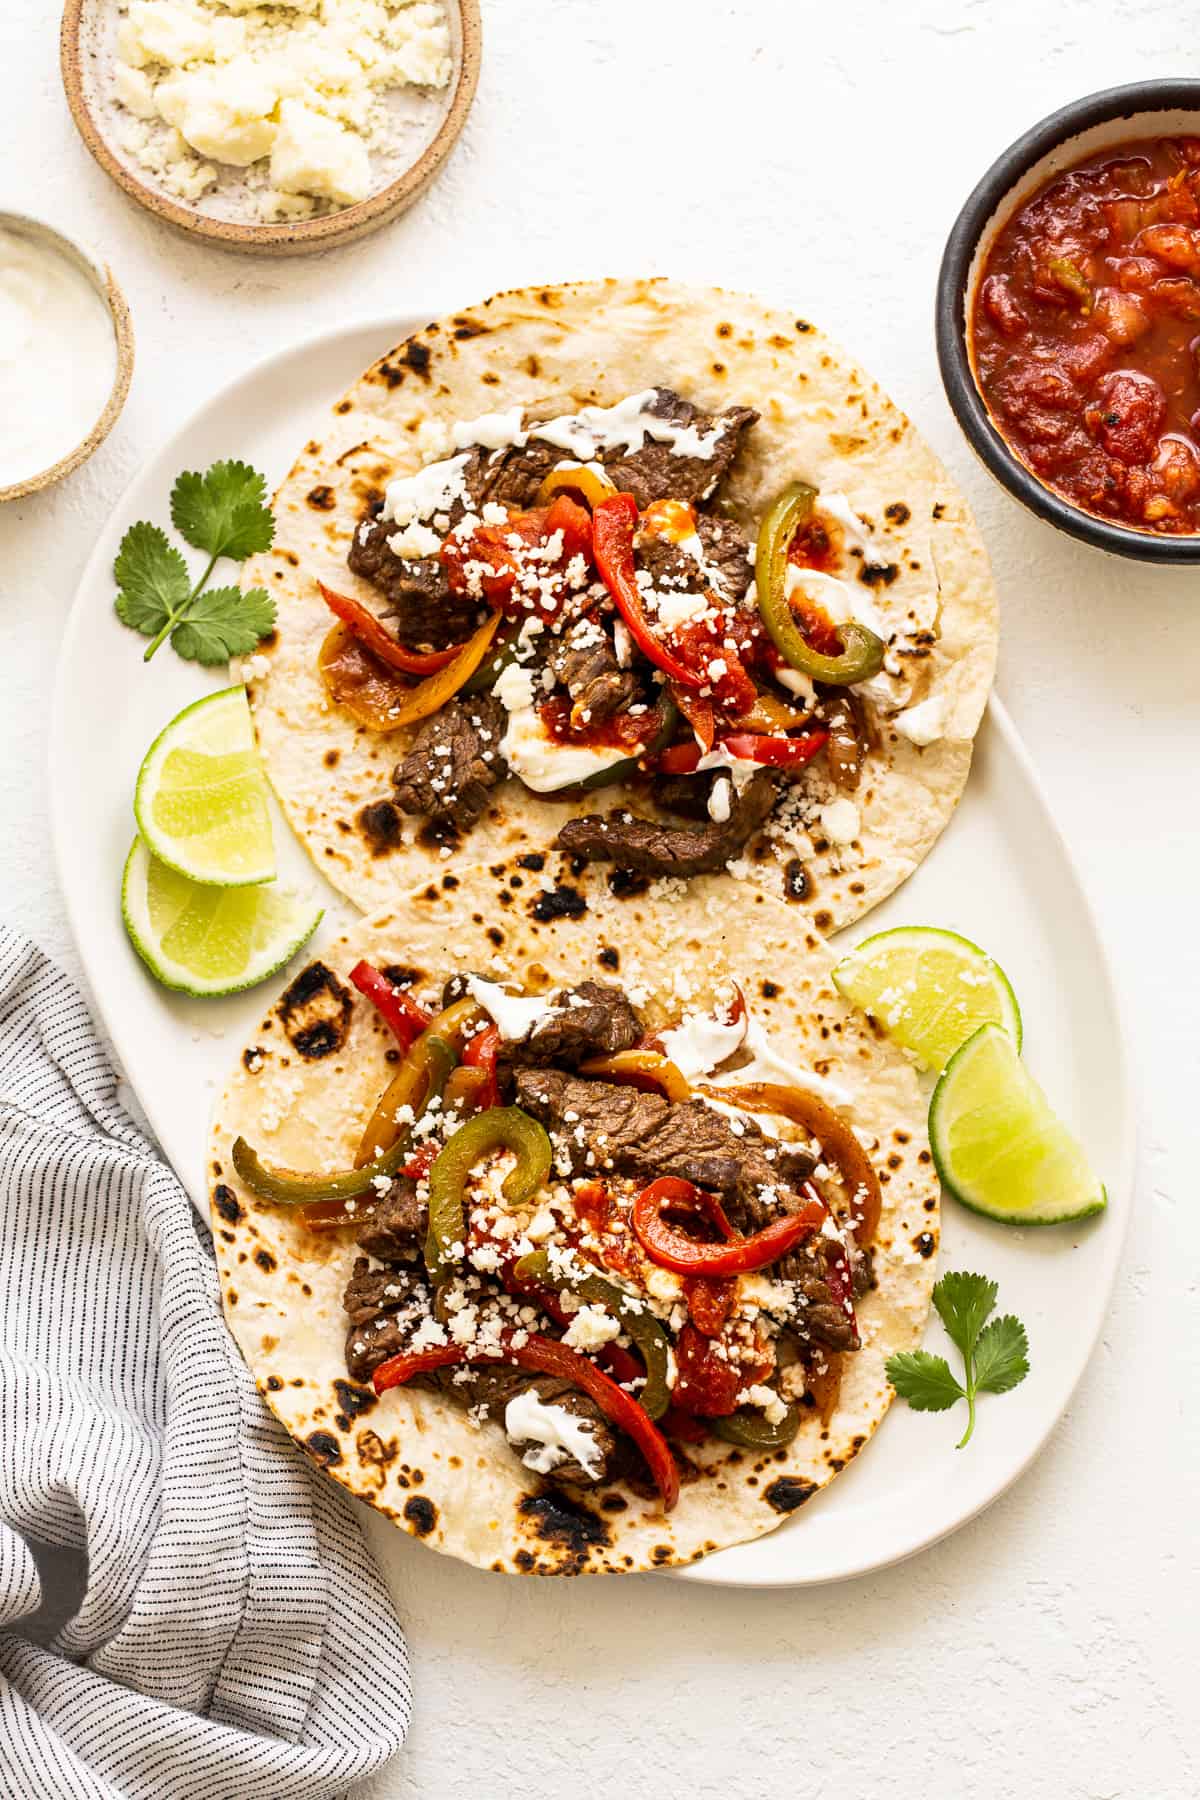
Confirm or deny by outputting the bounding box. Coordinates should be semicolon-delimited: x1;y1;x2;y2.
372;1331;681;1510
424;1105;552;1281
712;1400;801;1449
592;493;703;689
577;1049;692;1103
354;996;484;1166
319;610;501;732
710;1080;881;1248
755;483;885;686
536;463;619;509
512;1249;673;1419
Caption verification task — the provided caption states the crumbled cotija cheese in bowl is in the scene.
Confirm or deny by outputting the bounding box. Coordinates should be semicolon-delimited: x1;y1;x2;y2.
97;0;455;222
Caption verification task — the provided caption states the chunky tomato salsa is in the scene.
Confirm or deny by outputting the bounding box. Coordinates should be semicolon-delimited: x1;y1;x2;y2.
972;136;1200;534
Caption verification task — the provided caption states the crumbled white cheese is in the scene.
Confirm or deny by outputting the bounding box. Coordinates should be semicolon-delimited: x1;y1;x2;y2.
818;797;861;844
739;1382;788;1426
111;0;452;218
385;519;443;560
382;453;470;533
492;662;539;715
562;1304;621;1353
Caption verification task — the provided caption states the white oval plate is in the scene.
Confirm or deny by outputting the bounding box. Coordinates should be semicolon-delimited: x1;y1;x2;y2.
50;316;1134;1589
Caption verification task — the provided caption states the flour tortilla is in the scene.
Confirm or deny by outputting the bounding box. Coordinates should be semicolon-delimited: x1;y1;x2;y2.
242;278;997;934
210;872;940;1576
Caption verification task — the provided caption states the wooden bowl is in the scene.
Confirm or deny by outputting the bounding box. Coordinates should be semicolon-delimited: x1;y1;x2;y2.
0;211;134;504
60;0;481;257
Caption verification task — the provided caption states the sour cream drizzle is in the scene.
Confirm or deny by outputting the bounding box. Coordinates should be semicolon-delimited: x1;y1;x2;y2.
0;227;117;490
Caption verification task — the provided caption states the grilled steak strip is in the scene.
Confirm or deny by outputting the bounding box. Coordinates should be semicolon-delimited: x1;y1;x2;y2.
348;518;483;649
355;1178;427;1263
503;982;643;1072
551;619;640;723
636;510;755;608
512;1069;815;1201
391;693;507;826
555;769;780;877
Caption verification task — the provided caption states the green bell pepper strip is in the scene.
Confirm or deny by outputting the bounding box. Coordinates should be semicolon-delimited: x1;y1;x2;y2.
512;1249;673;1419
711;1400;801;1449
229;999;482;1206
754;482;886;687
424;1105;552;1281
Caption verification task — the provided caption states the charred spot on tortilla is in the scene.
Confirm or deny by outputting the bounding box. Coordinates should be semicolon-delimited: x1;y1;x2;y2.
403;1495;439;1538
334;1379;377;1418
783;860;810;902
212;1184;243;1225
765;1476;818;1513
531;884;587;923
914;1232;936;1258
277;961;354;1060
305;1432;342;1467
324;749;340;769
518;1492;611;1552
266;1375;283;1391
253;1249;276;1273
398;340;432;378
307;484;336;511
598;946;619;970
241;1046;267;1073
608;869;650;899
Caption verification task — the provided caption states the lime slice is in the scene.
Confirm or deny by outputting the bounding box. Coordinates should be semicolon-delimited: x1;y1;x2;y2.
122;838;322;997
134;687;275;886
929;1024;1105;1225
832;926;1021;1072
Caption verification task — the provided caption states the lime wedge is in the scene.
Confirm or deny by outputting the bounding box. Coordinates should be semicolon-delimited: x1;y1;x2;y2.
832;926;1021;1073
134;687;275;886
122;838;322;997
929;1024;1105;1225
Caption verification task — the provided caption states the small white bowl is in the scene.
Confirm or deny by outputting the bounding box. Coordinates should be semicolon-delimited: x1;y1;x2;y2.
0;211;134;504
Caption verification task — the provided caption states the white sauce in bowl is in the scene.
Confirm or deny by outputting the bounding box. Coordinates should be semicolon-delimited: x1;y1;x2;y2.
0;226;117;490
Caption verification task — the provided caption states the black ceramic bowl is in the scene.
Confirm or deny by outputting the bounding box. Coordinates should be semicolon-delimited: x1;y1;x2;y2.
936;79;1200;564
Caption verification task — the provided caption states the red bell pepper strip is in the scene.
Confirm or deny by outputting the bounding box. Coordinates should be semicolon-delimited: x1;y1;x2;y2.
372;1330;680;1510
650;730;829;775
318;583;461;674
592;494;702;689
349;961;433;1051
633;1176;826;1277
460;1023;501;1111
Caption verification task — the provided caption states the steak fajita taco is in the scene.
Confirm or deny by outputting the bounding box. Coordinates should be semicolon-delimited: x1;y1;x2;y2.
243;280;997;932
210;874;940;1574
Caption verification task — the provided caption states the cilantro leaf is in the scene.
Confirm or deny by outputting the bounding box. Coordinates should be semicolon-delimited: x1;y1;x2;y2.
113;523;191;636
889;1270;1030;1450
933;1270;998;1359
170;586;277;666
885;1351;964;1412
973;1315;1030;1395
113;460;277;664
170;460;276;561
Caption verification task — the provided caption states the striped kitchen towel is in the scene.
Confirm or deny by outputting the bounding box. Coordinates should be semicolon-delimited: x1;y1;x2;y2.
0;928;411;1799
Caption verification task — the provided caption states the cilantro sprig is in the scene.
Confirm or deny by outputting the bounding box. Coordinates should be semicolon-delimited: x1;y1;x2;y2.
114;460;277;665
886;1270;1029;1448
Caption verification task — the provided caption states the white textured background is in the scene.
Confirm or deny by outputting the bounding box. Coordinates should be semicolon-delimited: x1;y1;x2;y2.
1;2;1197;1795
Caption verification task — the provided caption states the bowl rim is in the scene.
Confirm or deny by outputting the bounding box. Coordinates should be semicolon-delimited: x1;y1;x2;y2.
936;78;1200;563
0;209;135;503
59;0;481;258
